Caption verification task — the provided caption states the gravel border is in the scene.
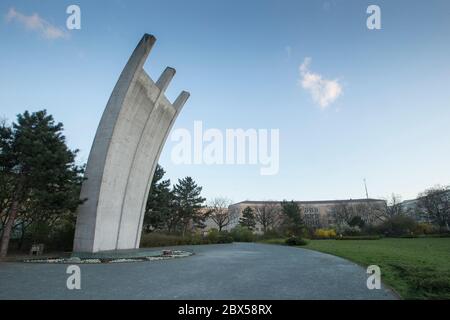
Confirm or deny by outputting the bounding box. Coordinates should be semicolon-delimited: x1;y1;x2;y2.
23;250;193;264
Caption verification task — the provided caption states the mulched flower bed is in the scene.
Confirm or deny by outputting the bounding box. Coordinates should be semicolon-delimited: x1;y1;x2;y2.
23;250;193;264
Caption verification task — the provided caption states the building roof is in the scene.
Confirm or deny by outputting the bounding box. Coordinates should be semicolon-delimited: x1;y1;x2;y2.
401;189;450;205
231;198;386;206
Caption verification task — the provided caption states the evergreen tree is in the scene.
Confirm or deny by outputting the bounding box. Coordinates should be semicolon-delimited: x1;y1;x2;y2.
0;121;14;232
0;110;83;257
172;176;206;235
144;164;173;232
239;206;256;230
281;200;305;237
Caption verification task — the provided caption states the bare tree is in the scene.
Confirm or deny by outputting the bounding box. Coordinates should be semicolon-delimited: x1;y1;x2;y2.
254;202;280;233
418;185;450;231
331;200;386;226
207;197;236;231
385;193;403;217
355;201;388;224
332;202;354;225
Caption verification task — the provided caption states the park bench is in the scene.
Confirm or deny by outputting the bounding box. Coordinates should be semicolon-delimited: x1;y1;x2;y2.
30;244;44;256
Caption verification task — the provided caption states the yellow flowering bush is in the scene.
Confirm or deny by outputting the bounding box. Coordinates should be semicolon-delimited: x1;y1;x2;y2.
314;228;337;239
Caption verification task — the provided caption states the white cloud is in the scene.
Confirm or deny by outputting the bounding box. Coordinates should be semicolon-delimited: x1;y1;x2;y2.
5;7;68;40
299;57;343;109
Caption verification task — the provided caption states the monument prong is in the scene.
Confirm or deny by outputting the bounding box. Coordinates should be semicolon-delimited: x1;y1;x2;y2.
73;34;189;254
156;67;176;93
173;91;190;111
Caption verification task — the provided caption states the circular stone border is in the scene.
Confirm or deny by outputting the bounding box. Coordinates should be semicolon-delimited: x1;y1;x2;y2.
23;250;193;264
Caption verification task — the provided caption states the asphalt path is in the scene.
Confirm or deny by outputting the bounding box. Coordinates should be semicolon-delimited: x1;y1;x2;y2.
0;242;396;299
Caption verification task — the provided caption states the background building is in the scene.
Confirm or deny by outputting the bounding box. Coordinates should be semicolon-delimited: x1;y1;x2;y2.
400;190;450;223
202;198;387;233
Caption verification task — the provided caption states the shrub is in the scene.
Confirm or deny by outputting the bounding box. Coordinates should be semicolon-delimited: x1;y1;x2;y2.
218;232;234;244
230;225;254;242
377;216;418;237
303;226;316;239
140;233;188;247
336;224;362;236
13;214;77;253
206;229;220;243
207;229;233;244
414;223;437;235
187;233;205;245
285;236;308;246
397;234;419;238
259;229;283;240
140;230;235;247
361;224;380;235
423;233;450;238
48;222;76;251
336;235;381;240
313;228;337;239
348;216;365;228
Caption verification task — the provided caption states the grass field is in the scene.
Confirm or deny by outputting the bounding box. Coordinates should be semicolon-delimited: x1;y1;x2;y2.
303;238;450;299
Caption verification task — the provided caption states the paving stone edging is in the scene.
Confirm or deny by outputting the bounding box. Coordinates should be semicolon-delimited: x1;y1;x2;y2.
23;250;193;264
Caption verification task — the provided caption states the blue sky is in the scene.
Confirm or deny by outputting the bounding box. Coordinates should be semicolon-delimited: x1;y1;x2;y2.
1;0;450;203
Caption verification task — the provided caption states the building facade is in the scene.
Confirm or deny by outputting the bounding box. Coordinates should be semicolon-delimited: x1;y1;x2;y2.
400;189;450;223
202;198;387;233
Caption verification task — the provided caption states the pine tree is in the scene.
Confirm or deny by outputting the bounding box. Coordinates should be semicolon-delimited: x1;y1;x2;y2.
239;206;256;230
144;164;173;232
281;200;305;237
172;176;206;235
0;110;83;257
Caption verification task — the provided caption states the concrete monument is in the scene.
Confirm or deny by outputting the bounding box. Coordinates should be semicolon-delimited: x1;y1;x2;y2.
73;34;189;253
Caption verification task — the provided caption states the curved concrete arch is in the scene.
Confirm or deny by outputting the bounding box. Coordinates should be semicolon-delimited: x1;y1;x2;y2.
73;34;189;253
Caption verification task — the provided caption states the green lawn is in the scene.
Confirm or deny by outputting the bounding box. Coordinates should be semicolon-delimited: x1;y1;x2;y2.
303;238;450;299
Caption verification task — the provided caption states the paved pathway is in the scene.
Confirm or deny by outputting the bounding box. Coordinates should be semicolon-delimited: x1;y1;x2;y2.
0;242;396;299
